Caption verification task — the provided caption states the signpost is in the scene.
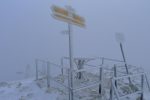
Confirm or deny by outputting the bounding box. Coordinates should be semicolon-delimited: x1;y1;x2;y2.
51;5;85;100
115;33;132;84
51;5;85;27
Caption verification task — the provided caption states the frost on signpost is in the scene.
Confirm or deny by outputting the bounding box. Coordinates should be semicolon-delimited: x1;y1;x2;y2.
51;5;85;100
115;33;125;44
51;5;85;27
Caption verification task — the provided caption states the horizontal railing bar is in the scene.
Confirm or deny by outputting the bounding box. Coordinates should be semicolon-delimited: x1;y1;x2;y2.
36;59;68;69
48;62;70;70
48;62;62;68
84;64;100;68
120;90;142;99
113;73;144;80
73;67;101;73
98;57;124;63
63;56;124;63
63;56;98;60
36;59;48;63
50;77;69;89
73;81;101;92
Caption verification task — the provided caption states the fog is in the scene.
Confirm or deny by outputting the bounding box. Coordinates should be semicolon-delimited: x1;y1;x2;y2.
0;0;150;81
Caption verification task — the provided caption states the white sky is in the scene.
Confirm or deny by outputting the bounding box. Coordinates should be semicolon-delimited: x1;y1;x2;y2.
0;0;150;81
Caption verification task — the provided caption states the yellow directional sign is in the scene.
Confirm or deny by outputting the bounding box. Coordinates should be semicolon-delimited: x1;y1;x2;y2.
72;13;85;27
52;5;69;17
51;5;85;27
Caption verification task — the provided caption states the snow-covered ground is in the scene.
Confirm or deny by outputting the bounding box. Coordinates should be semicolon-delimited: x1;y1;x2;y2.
0;79;59;100
0;61;150;100
0;76;150;100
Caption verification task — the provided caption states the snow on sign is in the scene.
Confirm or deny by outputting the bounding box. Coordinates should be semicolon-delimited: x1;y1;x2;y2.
51;5;85;27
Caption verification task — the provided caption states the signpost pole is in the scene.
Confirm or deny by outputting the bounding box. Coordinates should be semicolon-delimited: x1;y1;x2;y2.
120;42;132;84
51;5;85;100
115;33;132;84
67;6;74;100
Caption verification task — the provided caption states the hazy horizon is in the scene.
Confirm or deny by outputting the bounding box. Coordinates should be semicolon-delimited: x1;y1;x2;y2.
0;0;150;81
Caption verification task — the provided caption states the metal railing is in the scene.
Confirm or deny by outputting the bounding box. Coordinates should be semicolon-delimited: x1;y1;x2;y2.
110;73;150;100
35;58;150;100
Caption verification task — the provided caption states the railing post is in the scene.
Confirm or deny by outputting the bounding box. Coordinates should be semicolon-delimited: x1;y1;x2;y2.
101;57;104;66
47;62;50;88
35;59;38;80
61;58;64;76
114;64;117;88
99;67;103;94
110;83;113;100
144;74;150;91
111;80;120;100
141;74;144;100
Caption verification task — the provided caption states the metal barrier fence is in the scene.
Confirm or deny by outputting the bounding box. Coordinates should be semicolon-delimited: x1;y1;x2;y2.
35;57;150;100
35;59;48;80
111;73;150;100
